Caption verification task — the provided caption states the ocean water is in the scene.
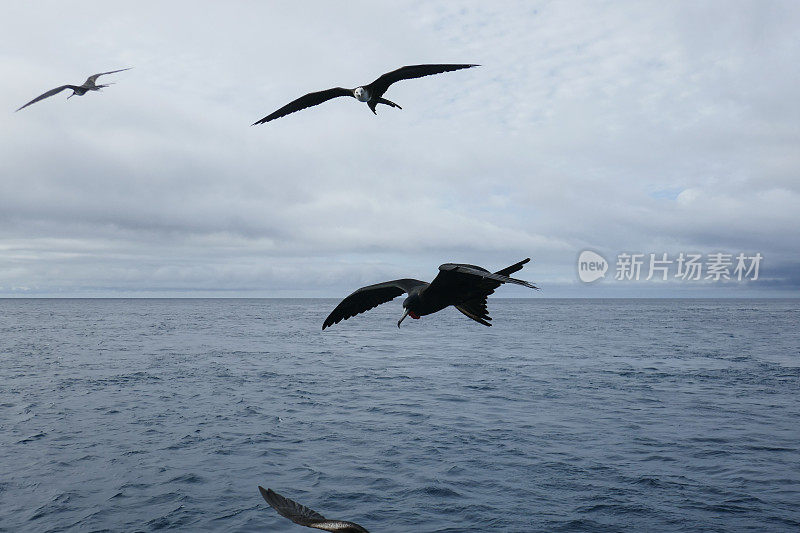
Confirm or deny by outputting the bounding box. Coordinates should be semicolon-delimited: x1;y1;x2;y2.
1;298;799;532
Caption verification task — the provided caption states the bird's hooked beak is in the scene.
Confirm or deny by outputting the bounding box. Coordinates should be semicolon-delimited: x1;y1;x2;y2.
397;308;410;328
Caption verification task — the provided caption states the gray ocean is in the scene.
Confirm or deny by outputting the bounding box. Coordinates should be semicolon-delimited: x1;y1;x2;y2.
1;298;799;532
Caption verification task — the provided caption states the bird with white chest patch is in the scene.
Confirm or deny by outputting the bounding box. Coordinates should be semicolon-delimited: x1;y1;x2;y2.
253;63;478;125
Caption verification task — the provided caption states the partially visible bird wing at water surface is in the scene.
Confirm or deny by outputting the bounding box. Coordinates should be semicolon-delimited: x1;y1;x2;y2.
260;487;326;526
364;63;478;99
84;68;132;85
253;87;352;125
322;278;428;329
259;487;370;532
16;85;80;111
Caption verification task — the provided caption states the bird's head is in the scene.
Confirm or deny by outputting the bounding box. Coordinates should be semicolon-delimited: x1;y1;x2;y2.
354;86;369;102
398;295;421;327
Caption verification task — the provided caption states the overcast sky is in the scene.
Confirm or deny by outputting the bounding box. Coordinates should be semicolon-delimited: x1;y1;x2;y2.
1;1;798;297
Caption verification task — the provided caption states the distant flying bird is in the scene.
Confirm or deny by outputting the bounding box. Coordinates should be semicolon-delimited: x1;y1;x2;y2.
323;258;537;330
259;486;370;533
15;68;131;111
252;63;478;125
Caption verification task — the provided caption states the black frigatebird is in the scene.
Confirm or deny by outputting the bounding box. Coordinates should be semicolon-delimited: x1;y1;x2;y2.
259;486;370;533
323;258;537;330
16;68;132;111
252;63;477;125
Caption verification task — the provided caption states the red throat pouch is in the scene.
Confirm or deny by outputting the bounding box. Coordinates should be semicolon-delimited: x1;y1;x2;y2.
409;311;420;319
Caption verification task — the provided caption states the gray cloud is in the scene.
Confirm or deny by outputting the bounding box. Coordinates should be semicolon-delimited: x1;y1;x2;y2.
0;1;798;297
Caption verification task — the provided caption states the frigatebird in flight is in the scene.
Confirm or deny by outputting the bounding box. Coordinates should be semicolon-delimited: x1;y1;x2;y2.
323;258;537;329
16;68;132;111
252;63;477;125
259;487;370;532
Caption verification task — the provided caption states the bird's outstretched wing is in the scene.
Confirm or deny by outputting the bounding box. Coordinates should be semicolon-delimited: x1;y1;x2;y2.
429;259;537;326
16;85;80;111
260;487;326;526
434;260;537;290
322;279;428;329
84;68;132;85
365;64;478;99
253;87;353;125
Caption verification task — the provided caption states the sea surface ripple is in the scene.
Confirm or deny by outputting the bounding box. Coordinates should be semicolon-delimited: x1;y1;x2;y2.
1;298;799;532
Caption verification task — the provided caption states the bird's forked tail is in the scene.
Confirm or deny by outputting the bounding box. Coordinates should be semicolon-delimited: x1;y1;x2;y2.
368;98;402;115
494;258;538;289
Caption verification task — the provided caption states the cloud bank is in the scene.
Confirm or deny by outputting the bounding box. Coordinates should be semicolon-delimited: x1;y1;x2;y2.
0;1;798;296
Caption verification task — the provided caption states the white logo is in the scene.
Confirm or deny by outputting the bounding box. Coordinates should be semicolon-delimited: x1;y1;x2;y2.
578;250;608;282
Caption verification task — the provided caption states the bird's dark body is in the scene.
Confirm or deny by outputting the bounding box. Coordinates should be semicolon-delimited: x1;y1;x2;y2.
253;63;477;124
322;258;537;329
406;264;502;315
